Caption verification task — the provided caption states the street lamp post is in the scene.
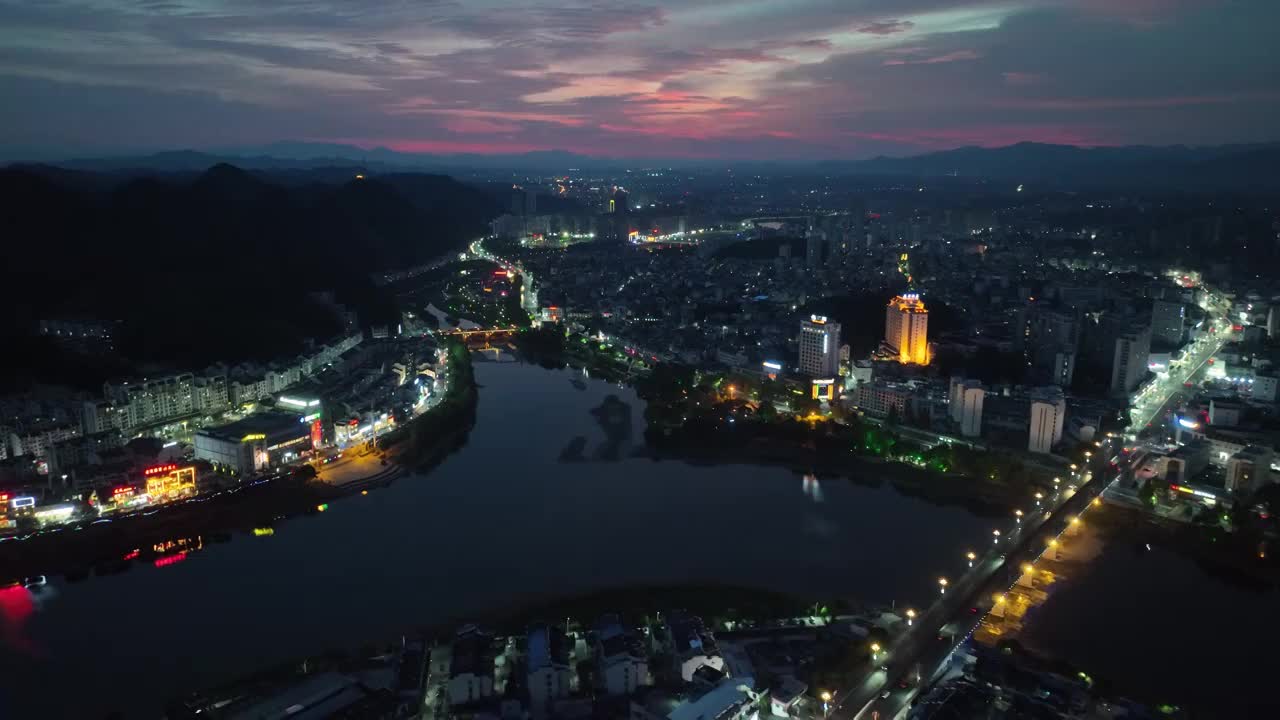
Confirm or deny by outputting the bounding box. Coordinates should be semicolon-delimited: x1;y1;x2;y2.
820;690;832;718
1014;509;1023;524
993;529;1001;544
938;577;948;595
966;551;976;568
905;608;915;626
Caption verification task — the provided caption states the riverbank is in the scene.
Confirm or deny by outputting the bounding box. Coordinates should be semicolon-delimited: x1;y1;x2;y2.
0;342;480;583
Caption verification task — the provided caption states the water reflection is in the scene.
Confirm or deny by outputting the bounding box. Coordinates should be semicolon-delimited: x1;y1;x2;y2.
0;362;994;719
557;394;635;462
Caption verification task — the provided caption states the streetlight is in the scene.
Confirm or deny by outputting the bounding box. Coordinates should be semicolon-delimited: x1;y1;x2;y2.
820;690;832;718
993;593;1006;605
966;551;976;568
1021;562;1034;575
938;577;948;595
905;609;916;626
1070;516;1081;526
870;642;882;661
1015;509;1023;523
1035;492;1043;507
1048;538;1059;549
993;529;1001;544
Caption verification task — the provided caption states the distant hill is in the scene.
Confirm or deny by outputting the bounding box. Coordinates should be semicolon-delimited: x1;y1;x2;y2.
825;142;1280;191
0;163;500;380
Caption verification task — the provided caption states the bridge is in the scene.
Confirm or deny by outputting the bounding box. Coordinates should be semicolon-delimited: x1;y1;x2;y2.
436;327;521;338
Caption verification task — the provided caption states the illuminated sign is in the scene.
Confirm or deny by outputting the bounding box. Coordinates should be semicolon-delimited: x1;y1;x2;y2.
762;361;783;371
278;396;308;408
810;315;828;324
1177;417;1199;430
266;435;310;452
241;433;266;442
300;413;321;423
11;496;34;508
811;378;836;401
253;527;275;537
811;378;836;386
144;464;179;477
112;486;134;496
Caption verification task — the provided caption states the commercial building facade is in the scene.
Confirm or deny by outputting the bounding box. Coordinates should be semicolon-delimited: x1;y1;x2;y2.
886;294;930;365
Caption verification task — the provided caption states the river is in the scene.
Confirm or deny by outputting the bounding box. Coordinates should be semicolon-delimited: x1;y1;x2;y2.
0;362;994;719
1018;507;1280;718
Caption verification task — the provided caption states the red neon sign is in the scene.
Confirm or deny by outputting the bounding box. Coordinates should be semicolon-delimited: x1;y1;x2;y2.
112;485;134;495
154;552;187;568
144;464;179;476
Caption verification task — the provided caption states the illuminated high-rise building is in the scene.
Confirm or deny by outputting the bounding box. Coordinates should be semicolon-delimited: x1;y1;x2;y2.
885;294;930;365
799;315;841;378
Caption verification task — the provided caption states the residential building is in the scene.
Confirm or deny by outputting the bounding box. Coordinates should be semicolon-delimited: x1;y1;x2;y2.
104;373;196;430
948;377;984;438
664;612;725;683
1151;299;1185;345
1253;375;1278;403
885;294;930;365
447;626;495;706
527;624;572;716
1225;446;1273;495
851;381;912;419
1110;326;1151;397
1028;387;1066;454
798;315;841;378
1209;399;1243;427
594;615;649;696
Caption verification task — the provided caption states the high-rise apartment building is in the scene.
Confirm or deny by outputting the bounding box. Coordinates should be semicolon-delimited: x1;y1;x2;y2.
1151;300;1185;345
885;294;930;365
1028;387;1066;454
799;315;841;378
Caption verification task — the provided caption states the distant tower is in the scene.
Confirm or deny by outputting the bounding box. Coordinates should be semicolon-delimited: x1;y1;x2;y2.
885;294;930;365
799;315;841;378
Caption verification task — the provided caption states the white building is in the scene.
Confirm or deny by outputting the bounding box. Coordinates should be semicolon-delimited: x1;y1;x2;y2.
798;315;840;378
1110;326;1151;397
6;423;80;459
852;381;912;419
948;377;984;438
527;625;572;716
104;373;196;430
1028;387;1066;454
595;616;649;696
1209;399;1243;427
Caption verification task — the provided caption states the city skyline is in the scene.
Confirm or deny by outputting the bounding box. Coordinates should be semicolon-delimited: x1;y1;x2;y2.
2;0;1279;160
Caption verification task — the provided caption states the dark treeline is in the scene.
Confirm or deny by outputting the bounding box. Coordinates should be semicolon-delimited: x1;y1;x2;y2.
0;164;500;388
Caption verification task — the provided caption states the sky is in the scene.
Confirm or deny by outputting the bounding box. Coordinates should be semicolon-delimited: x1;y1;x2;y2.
0;0;1277;160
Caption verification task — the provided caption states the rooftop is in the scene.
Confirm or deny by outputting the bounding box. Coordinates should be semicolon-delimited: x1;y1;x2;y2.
197;412;309;442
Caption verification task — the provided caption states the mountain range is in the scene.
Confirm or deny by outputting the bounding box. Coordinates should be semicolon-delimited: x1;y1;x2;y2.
10;140;1277;191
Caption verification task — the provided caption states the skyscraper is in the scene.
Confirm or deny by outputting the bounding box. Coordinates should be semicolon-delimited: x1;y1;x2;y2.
885;294;930;365
799;315;841;378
